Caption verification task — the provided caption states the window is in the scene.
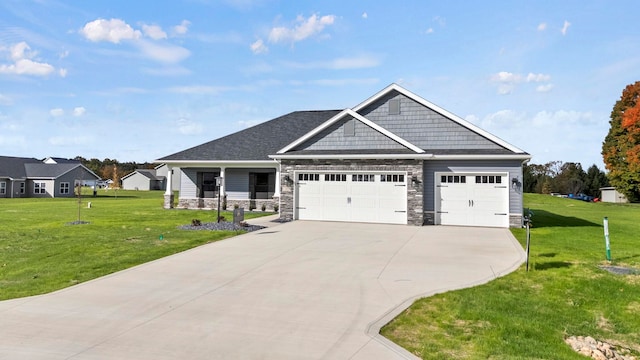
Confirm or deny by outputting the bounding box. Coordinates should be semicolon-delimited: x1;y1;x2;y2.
19;182;25;194
60;182;70;194
475;175;502;184
0;181;5;194
352;174;375;182
298;173;320;181
381;174;406;183
198;172;220;198
324;174;347;182
34;182;46;194
440;175;466;183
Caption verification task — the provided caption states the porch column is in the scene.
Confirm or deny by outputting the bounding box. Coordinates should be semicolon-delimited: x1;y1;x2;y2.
219;167;226;198
163;165;174;209
274;165;281;197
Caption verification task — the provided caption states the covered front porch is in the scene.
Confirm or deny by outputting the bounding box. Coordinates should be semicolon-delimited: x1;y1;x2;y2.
163;162;281;212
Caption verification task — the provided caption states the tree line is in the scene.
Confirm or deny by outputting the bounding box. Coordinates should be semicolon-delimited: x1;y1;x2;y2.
73;156;155;182
523;161;609;197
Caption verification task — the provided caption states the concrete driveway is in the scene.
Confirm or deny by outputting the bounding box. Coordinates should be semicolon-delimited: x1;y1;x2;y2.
0;219;525;360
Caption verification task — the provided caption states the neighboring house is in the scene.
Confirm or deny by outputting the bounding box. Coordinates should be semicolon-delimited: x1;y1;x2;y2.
121;168;166;191
156;84;531;228
0;156;100;198
599;187;628;203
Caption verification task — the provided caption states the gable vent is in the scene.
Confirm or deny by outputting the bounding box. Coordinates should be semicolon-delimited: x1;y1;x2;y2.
389;99;400;115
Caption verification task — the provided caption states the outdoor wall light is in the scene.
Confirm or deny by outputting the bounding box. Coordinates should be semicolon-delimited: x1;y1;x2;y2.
511;177;521;190
411;175;421;185
284;175;293;184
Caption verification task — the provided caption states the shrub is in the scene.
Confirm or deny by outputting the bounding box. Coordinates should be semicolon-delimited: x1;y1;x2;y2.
191;219;202;226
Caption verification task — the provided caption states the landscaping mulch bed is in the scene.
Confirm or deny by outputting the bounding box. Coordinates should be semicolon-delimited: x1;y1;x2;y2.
179;222;266;232
599;265;640;276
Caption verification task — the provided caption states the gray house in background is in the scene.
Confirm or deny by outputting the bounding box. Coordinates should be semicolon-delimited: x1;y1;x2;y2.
0;156;100;198
156;84;531;227
121;168;165;191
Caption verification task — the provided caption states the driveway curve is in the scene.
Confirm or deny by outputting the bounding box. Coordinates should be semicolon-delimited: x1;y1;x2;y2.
0;220;525;359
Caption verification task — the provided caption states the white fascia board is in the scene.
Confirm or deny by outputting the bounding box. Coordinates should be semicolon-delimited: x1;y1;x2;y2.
431;154;532;160
277;108;424;155
354;83;527;154
270;153;433;160
155;160;279;168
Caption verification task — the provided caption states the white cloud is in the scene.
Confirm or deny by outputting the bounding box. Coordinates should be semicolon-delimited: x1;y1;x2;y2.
59;50;69;59
561;20;571;35
0;134;26;146
59;68;68;77
362;12;368;19
49;108;64;117
537;23;547;31
490;71;552;94
536;84;554;93
425;28;434;34
177;118;203;135
0;42;56;77
135;40;190;64
73;107;86;116
250;39;268;54
80;18;141;43
142;24;167;40
173;20;191;36
268;14;336;44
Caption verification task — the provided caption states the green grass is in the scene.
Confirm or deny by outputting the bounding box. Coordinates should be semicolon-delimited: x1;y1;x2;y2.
0;189;273;300
381;194;640;359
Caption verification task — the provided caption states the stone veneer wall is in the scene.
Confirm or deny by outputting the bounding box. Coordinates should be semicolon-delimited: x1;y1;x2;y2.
279;159;424;226
176;197;278;212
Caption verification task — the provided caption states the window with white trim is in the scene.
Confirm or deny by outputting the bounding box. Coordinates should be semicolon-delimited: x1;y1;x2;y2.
352;174;375;182
475;175;502;184
324;174;347;182
298;173;320;181
381;174;406;183
0;181;5;194
440;175;466;184
34;182;46;194
60;182;70;194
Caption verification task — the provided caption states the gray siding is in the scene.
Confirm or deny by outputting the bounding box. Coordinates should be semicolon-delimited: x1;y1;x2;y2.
180;168;199;198
423;159;524;214
29;179;55;198
296;116;405;151
122;173;151;191
359;91;504;150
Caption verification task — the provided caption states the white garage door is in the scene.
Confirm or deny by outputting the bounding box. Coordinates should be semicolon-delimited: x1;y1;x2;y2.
436;173;509;227
296;172;407;224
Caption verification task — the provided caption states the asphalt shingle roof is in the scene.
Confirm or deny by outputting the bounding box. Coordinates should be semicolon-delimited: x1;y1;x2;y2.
24;163;87;178
158;110;341;161
0;156;39;179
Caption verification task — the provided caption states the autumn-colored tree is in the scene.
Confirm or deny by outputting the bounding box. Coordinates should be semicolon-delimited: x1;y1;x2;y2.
602;81;640;202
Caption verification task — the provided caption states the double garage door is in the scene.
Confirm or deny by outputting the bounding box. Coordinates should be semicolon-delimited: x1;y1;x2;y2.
295;172;407;225
436;173;509;227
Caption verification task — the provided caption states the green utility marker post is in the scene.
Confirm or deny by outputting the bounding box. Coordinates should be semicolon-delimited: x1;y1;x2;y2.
603;217;611;262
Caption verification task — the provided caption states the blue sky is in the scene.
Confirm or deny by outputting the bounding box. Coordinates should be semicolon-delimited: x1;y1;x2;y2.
1;0;638;168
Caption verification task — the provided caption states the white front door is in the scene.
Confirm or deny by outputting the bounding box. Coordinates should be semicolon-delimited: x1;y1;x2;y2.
436;173;509;227
296;172;407;224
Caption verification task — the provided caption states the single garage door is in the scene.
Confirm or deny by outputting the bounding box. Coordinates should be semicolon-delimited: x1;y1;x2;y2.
436;173;509;227
296;172;407;224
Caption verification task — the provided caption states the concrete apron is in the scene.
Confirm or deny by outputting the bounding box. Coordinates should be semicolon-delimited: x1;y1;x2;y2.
0;220;525;360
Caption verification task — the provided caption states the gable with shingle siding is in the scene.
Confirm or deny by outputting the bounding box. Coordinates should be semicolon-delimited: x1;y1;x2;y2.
358;90;505;151
294;116;407;152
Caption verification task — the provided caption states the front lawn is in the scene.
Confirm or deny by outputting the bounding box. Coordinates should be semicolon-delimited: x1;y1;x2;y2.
382;193;640;359
0;190;272;300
